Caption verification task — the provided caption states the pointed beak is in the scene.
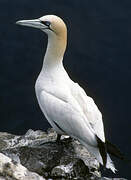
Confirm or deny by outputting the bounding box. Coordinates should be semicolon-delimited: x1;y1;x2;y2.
16;19;43;29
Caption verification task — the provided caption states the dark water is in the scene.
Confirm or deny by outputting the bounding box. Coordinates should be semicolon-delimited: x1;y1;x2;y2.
0;0;131;179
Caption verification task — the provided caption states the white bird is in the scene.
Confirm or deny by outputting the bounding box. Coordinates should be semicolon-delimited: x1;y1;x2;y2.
16;15;117;172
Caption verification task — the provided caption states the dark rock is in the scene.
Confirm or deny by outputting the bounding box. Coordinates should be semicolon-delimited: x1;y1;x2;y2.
0;129;127;180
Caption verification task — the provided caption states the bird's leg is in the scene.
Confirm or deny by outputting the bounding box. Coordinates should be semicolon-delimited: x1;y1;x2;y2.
56;134;62;143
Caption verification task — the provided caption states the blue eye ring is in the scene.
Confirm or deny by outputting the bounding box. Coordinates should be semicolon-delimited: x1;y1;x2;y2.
40;21;51;27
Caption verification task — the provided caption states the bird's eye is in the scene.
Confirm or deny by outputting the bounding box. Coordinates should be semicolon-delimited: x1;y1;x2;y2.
40;21;51;27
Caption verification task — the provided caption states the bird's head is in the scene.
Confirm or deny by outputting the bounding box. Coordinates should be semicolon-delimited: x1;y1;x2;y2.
16;15;67;37
16;15;67;59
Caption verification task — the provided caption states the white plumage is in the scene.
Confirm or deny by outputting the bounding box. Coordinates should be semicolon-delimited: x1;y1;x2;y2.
16;15;116;172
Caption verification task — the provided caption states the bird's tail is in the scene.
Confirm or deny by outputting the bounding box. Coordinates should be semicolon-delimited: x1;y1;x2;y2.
80;138;117;173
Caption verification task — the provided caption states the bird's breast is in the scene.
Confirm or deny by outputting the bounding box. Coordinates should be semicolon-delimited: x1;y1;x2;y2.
35;72;71;102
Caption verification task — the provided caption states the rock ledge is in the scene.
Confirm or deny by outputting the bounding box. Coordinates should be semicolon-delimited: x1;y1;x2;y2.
0;129;127;180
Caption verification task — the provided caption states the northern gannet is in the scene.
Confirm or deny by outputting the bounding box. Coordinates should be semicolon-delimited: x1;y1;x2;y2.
16;15;117;172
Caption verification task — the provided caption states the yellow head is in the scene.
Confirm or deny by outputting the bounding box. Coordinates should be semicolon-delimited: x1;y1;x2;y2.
39;15;67;36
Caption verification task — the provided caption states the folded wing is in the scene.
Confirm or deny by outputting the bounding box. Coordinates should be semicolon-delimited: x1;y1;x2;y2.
39;89;98;147
70;82;105;142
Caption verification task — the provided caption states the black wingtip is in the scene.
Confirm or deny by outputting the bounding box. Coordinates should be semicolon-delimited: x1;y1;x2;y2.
106;140;131;163
96;135;107;167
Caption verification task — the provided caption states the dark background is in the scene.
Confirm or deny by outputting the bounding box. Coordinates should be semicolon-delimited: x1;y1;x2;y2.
0;0;131;179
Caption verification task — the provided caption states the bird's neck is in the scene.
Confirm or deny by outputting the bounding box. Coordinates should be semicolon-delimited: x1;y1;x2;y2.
42;33;67;70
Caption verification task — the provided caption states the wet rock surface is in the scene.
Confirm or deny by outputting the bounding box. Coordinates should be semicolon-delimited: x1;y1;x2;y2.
0;129;127;180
